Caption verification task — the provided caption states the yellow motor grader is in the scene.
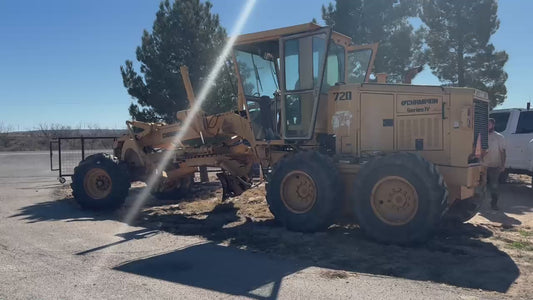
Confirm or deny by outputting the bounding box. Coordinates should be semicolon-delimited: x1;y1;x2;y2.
72;23;488;244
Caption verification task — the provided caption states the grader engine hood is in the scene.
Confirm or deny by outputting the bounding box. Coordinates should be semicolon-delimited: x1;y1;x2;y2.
327;84;489;167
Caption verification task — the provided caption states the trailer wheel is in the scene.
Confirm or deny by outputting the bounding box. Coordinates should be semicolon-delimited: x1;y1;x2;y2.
151;175;193;200
266;151;341;232
353;153;448;244
72;153;130;210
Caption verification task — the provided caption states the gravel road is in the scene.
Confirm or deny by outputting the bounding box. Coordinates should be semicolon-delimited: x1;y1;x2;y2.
0;151;507;299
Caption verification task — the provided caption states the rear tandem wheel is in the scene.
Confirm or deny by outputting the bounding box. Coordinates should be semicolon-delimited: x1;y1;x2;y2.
353;153;449;244
266;151;342;232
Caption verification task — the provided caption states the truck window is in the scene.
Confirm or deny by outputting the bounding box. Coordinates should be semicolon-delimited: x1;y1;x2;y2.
489;112;510;132
516;111;533;134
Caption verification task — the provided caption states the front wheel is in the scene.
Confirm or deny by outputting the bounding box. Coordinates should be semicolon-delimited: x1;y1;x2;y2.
71;153;130;210
353;153;448;244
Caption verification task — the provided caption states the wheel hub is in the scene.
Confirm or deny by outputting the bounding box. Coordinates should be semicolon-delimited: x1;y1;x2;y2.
84;168;113;200
281;171;317;214
371;176;418;226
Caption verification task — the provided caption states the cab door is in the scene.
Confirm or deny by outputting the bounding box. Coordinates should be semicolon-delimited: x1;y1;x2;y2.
280;28;331;140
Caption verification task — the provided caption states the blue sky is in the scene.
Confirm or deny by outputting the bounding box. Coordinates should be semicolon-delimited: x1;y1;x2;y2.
0;0;531;130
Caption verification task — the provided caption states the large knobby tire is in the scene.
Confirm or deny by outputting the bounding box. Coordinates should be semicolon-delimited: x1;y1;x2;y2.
353;153;448;244
71;153;130;210
266;151;341;232
151;175;194;200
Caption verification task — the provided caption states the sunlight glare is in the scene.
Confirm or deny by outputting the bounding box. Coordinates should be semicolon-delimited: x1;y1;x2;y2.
82;0;257;287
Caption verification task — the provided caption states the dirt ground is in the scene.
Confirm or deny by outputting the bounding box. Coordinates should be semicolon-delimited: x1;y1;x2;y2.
56;173;533;299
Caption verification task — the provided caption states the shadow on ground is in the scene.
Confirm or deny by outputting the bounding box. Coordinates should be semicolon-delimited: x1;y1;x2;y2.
116;242;300;300
9;197;115;224
11;182;526;297
479;183;533;226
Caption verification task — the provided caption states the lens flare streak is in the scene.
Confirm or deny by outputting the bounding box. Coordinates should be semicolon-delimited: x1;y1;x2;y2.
123;0;256;225
82;0;257;287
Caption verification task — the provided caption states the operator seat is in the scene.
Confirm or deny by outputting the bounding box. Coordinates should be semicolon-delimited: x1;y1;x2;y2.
258;96;277;140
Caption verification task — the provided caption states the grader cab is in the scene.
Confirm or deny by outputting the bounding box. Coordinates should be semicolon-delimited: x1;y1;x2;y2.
72;23;488;244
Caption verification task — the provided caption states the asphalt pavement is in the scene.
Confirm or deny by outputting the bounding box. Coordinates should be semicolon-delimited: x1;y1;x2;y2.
0;151;487;299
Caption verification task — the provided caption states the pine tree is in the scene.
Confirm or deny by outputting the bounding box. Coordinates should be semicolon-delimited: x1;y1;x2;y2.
420;0;508;107
322;0;423;83
120;0;236;123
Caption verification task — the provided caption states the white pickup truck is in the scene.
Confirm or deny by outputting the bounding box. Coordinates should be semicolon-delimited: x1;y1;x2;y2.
489;107;533;184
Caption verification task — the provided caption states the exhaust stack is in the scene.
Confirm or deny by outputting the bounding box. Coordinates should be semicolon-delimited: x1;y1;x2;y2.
403;66;424;84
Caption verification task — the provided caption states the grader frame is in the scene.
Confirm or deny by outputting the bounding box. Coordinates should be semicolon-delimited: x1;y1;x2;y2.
71;23;488;244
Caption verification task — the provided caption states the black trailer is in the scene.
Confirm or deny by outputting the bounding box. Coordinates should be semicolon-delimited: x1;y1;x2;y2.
49;136;118;183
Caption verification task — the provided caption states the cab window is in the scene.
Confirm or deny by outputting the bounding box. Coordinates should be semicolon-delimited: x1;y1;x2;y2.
235;50;278;97
284;39;301;91
285;37;325;92
347;48;372;84
322;43;345;94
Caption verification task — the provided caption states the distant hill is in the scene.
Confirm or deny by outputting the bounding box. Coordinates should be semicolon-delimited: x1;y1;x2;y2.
0;129;127;151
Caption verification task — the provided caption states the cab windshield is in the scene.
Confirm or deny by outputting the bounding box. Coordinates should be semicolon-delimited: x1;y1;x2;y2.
235;50;279;98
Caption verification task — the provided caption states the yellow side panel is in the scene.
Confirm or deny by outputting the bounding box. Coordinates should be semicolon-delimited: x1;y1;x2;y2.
395;94;444;151
341;136;354;154
397;116;443;150
361;93;394;151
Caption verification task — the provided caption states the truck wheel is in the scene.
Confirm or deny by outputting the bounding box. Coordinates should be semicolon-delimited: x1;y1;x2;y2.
151;175;193;200
266;151;341;232
71;153;130;210
353;153;448;244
